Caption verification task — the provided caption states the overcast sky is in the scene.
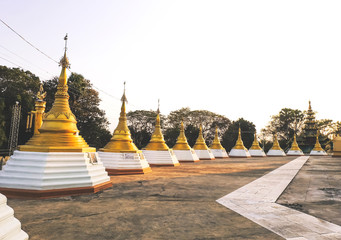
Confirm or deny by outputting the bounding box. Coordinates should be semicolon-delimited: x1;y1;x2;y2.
1;0;341;132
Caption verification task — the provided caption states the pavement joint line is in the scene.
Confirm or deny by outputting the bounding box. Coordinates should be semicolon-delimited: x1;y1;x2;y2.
216;156;341;240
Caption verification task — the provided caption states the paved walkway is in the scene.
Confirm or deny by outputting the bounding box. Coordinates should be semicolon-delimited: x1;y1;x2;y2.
217;156;341;240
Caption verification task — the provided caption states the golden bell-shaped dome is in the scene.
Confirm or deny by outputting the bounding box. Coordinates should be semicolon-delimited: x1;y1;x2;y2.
100;83;139;152
232;127;247;150
144;104;169;151
270;133;283;151
19;46;94;152
312;130;324;151
289;134;302;151
210;126;225;150
250;132;262;150
193;124;209;150
173;121;191;150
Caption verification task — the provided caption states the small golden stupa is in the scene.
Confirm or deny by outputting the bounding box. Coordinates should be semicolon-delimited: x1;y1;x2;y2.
193;124;215;160
333;134;341;157
99;83;151;174
0;36;112;199
210;126;228;158
173;121;191;150
229;127;251;158
267;133;286;156
26;84;47;135
144;104;170;151
310;130;327;156
143;100;180;166
172;121;200;162
19;44;93;152
287;134;304;156
248;132;266;157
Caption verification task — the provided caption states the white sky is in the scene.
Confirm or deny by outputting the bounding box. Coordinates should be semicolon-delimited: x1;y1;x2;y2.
1;0;341;132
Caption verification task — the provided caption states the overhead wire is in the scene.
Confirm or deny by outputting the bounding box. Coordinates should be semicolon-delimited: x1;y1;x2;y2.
0;17;143;109
0;18;59;64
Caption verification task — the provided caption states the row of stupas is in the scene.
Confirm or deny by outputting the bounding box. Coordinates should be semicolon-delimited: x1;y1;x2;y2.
0;40;328;201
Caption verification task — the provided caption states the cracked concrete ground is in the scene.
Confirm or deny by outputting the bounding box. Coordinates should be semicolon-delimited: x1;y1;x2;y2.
277;156;341;226
4;156;313;239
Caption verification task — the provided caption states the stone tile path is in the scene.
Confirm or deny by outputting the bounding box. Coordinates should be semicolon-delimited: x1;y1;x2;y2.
217;156;341;240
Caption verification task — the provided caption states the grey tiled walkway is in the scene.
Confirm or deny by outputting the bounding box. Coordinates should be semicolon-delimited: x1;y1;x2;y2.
217;156;341;240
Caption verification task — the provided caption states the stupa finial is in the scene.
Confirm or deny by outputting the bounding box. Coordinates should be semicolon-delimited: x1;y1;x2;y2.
121;81;128;103
210;126;224;150
157;99;160;114
308;100;312;111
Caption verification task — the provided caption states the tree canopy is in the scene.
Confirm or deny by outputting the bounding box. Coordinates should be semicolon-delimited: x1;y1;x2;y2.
0;66;41;150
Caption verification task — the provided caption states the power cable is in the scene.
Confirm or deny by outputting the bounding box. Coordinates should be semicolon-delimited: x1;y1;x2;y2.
0;44;54;76
0;18;59;64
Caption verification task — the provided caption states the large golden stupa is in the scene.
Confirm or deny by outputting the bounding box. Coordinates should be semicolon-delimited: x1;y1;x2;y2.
99;83;151;174
143;102;180;166
19;48;93;152
193;124;215;160
210;126;228;158
172;121;200;162
0;38;112;199
229;128;251;157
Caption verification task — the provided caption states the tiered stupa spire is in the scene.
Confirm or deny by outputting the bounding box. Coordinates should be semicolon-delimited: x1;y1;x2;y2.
267;133;286;156
143;100;180;166
229;127;251;158
248;132;266;157
0;36;112;198
144;101;169;151
193;124;215;160
310;130;327;156
287;134;304;156
99;82;151;174
173;121;191;150
101;82;139;152
210;126;228;158
19;41;92;152
172;121;200;162
301;100;318;153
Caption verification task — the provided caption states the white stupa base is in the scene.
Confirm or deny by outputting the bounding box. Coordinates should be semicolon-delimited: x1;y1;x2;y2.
142;150;180;166
194;149;215;160
210;149;229;158
98;151;151;175
0;150;112;199
249;149;266;157
229;149;251;158
0;194;28;240
310;150;328;156
287;150;304;156
267;149;286;156
173;149;200;162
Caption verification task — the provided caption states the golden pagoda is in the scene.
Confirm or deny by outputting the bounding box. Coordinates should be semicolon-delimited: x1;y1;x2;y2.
310;130;327;156
193;124;215;160
19;46;92;152
99;83;151;174
210;126;228;158
248;132;266;157
172;121;199;162
267;133;286;156
26;84;46;135
0;36;112;199
229;127;251;158
143;101;180;166
287;134;304;156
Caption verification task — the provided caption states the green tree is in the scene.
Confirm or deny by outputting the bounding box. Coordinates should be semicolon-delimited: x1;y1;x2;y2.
0;98;6;148
262;108;304;149
165;108;231;146
43;73;111;149
126;110;166;149
0;66;41;150
221;118;256;152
